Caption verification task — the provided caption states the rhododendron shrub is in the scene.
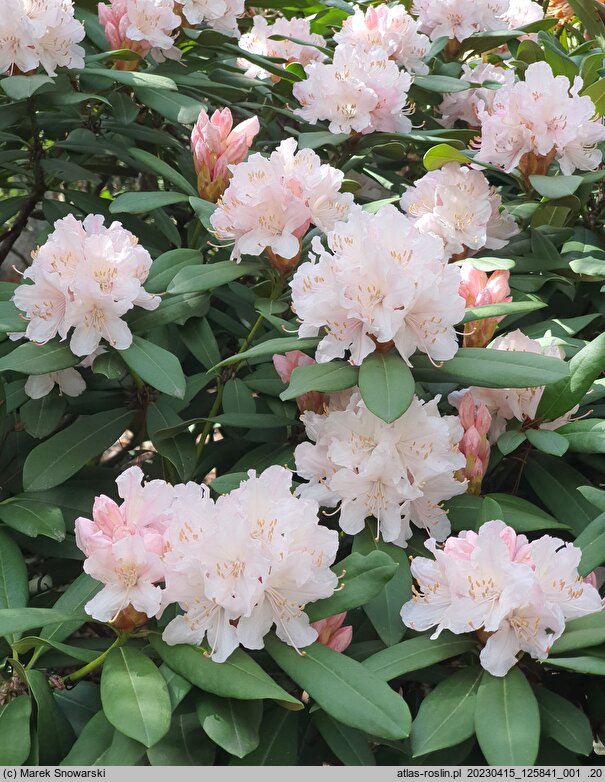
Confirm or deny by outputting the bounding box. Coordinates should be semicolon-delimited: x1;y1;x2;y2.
1;0;605;769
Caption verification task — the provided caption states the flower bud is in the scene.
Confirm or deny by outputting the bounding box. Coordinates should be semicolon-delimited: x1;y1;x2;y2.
456;392;492;495
459;263;511;348
311;612;353;653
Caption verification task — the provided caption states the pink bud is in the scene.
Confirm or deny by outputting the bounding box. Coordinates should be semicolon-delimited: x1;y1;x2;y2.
273;351;324;413
312;612;353;653
457;394;492;495
458;392;476;430
460;263;512;348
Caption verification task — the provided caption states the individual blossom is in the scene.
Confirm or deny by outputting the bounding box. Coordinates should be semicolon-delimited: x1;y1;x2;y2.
238;15;326;79
293;44;413;136
178;0;244;37
501;0;544;28
12;214;160;357
475;61;605;177
412;0;542;42
334;4;429;75
458;262;511;347
311;612;353;652
24;367;86;400
438;62;515;128
191;107;259;201
210;137;353;269
295;390;466;547
401;520;602;676
98;0;181;66
290;204;464;366
448;329;576;441
400;164;519;260
455;392;492;495
0;0;85;76
273;350;324;413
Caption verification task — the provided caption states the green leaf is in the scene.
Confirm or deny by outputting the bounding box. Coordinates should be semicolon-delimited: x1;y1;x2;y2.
26;669;75;764
578;485;605;511
0;696;32;764
538;332;605;421
485;494;566;532
134;88;202;123
0;498;65;541
109;191;190;215
229;707;298;766
280;360;358;401
120;336;185;399
362;633;476;681
127;149;197;197
1;74;53;99
196;696;262;758
147;713;215;765
535;687;593;756
358;352;415;424
545;655;605;675
306;551;398;622
461;300;546;323
497;430;527;455
101;647;171;748
583;76;605;115
60;711;146;766
569;0;605;49
529;175;583;199
525;428;569;456
189;196;217;231
411;666;483;757
23;408;132;491
574;512;605;575
312;710;375;766
414;75;472;93
21;394;66;439
0;340;78;375
218;336;320;368
0;608;84;639
180;317;221;370
0;530;28;643
265;635;411;740
423;143;471;171
150;636;303;710
167;261;259;294
75;68;177;90
475;668;540;766
41;573;100;645
412;347;568;388
558;419;605;453
147;401;196;481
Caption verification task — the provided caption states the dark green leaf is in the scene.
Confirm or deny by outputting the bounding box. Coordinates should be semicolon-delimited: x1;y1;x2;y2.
363;633;476;681
280;360;359;401
358;352;415;424
0;696;32;764
535;687;593;756
121;336;185;398
196;696;262;758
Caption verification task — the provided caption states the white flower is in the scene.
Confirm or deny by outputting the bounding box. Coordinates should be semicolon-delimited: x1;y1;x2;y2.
180;0;244;37
238;15;326;78
24;367;86;399
412;0;542;41
438;61;516;128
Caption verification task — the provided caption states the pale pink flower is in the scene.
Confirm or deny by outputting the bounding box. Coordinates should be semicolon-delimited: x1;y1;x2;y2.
211;138;352;264
476;61;605;176
455;392;491;494
191;107;259;202
334;4;429;74
501;0;544;28
293;44;413;135
179;0;244;37
24;367;86;399
98;0;180;63
290;205;464;366
412;0;542;41
311;612;353;652
295;391;466;547
273;350;324;413
0;0;85;76
12;214;160;356
459;262;511;348
400;164;519;260
438;62;516;128
449;329;577;440
238;15;326;79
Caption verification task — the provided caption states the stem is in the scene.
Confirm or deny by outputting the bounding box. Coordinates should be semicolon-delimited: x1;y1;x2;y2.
195;382;224;461
63;632;127;684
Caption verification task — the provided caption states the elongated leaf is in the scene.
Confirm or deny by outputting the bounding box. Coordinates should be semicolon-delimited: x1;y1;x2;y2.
551;612;605;655
475;668;540;765
558;419;605;453
529;175;583;199
574;512;605;575
0;696;32;764
196;695;262;758
0;498;65;541
0;340;78;375
411;666;483;757
147;713;215;765
128;148;197;196
74;68;176;90
423;143;471;171
535;687;593;756
26;669;75;764
134;88;203;123
230;707;298;766
280;361;358;401
150;636;303;709
0;530;28;643
265;635;411;740
363;633;476;681
41;573;101;644
23;409;132;491
462;300;546;323
167;261;259;294
313;710;375;766
109;191;190;215
217;336;319;367
21;393;66;439
101;647;171;748
358;352;415;424
525;427;569;457
120;336;185;398
0;608;84;638
545;655;605;675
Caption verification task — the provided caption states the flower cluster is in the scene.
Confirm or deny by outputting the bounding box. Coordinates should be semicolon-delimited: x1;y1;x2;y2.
295;390;466;547
12;214;160;356
412;0;543;42
401;520;602;676
400;164;519;260
210;138;353;267
449;329;576;440
238;15;326;79
293;44;413;135
191;107;259;201
458;262;511;348
1;0;85;76
290;205;464;366
75;465;339;662
455;392;492;494
98;0;181;64
333;4;430;75
178;0;245;37
475;61;605;176
438;62;515;128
